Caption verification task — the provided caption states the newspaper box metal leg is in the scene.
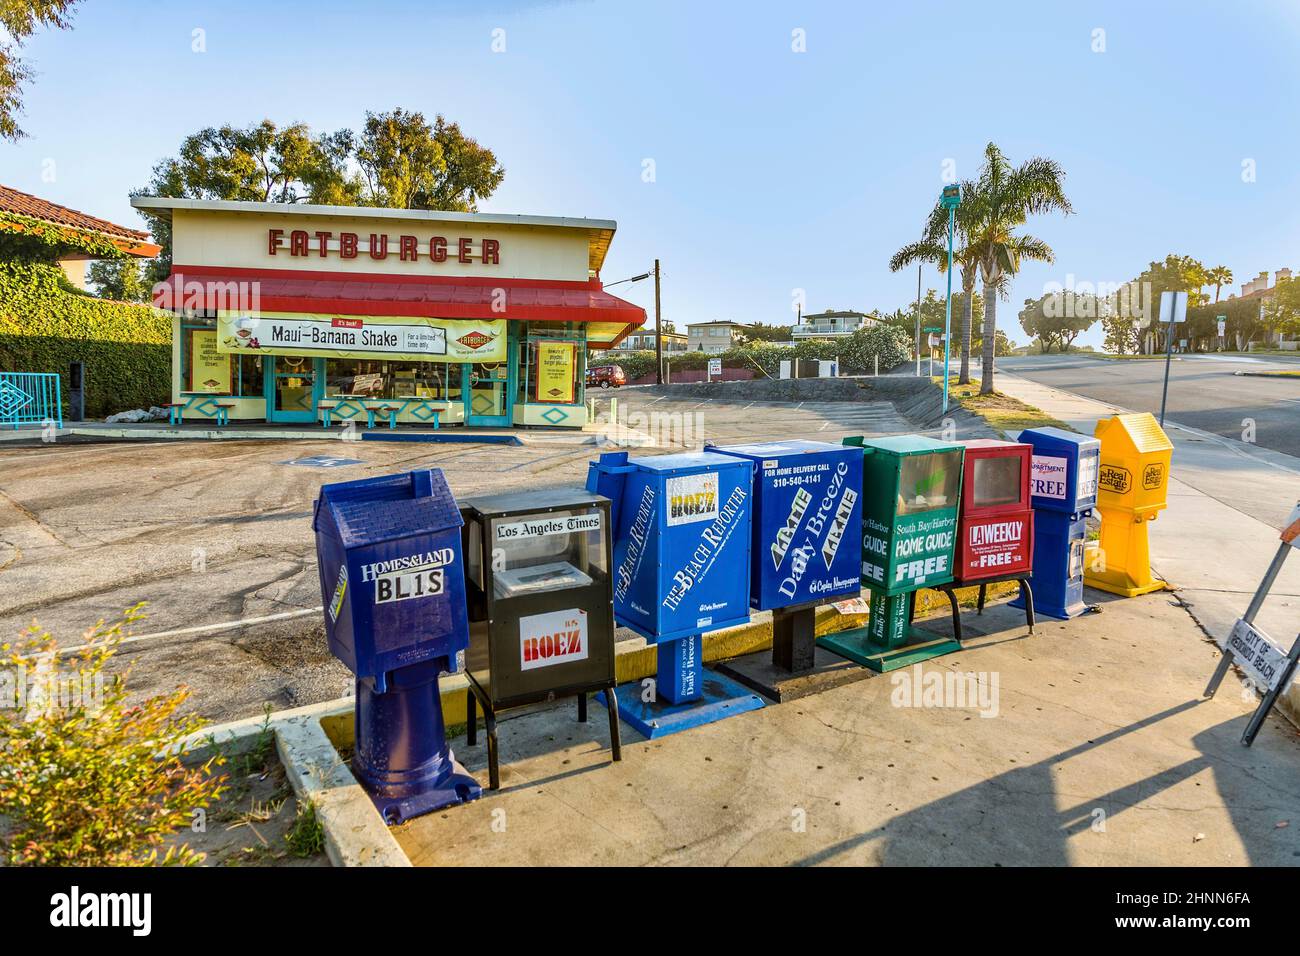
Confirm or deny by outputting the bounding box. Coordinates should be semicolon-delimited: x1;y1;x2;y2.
353;660;481;824
818;587;963;673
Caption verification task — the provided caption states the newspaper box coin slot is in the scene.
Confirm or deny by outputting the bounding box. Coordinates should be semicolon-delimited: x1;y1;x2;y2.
312;468;481;824
1011;426;1100;620
1083;413;1173;597
459;488;621;789
586;451;765;737
818;435;965;672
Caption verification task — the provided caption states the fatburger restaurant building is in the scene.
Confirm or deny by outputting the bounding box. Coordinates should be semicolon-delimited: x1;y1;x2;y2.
133;197;647;429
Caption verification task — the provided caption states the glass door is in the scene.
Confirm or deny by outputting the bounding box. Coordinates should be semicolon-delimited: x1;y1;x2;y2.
464;361;511;427
265;356;320;423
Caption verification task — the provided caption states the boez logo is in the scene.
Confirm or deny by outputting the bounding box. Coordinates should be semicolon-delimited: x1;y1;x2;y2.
520;608;588;670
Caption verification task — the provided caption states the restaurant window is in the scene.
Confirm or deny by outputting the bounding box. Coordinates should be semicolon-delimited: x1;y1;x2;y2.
323;359;462;401
519;323;585;405
181;320;269;397
237;355;264;397
181;319;230;394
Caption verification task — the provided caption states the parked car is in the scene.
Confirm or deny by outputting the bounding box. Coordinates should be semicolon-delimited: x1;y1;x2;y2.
586;364;627;388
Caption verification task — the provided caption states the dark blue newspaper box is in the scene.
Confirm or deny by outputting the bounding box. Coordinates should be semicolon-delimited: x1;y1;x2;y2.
1010;427;1101;620
586;451;764;738
707;440;864;690
313;468;481;823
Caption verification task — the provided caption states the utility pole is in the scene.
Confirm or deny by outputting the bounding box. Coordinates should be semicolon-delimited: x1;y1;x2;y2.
654;258;663;385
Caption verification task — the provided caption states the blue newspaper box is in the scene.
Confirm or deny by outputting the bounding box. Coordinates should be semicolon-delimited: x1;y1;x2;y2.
707;440;863;611
1011;427;1101;620
313;469;481;823
586;450;756;719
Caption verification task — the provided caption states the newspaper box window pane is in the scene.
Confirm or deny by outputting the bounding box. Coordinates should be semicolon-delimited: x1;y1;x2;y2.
972;456;1021;507
897;450;962;516
489;508;607;599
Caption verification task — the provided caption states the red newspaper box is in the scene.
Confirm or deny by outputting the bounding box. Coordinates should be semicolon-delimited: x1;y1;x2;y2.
956;439;1034;582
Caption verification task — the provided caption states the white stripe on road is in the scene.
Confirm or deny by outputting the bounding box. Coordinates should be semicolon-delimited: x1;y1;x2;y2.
57;606;323;656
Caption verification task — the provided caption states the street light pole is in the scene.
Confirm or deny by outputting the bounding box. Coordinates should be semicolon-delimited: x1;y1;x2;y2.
939;184;961;414
654;259;663;385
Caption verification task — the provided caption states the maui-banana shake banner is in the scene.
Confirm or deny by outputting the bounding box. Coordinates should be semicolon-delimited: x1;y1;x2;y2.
217;312;507;364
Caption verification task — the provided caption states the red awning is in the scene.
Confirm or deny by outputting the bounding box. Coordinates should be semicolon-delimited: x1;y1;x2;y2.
157;265;647;347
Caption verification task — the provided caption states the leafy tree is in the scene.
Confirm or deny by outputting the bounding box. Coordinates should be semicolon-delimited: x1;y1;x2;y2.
1100;293;1143;354
137;111;505;282
1263;275;1300;338
1019;293;1093;353
965;143;1073;393
1122;254;1209;352
87;258;152;303
356;109;504;211
136;120;361;282
1187;295;1265;351
890;187;982;384
0;0;82;140
1205;264;1233;303
743;320;796;343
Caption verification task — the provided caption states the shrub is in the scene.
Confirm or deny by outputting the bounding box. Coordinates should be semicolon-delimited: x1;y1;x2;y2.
0;605;226;866
0;261;172;417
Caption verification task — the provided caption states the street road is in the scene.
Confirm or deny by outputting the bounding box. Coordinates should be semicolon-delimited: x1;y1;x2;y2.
994;353;1300;457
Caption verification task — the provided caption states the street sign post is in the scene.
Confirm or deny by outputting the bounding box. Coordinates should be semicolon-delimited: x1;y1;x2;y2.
1204;501;1300;747
1157;290;1187;426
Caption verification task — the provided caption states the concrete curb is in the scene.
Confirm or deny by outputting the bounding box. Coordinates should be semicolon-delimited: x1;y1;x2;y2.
184;697;407;868
198;603;871;866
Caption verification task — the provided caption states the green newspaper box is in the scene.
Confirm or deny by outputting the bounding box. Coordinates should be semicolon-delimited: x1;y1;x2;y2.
819;435;965;672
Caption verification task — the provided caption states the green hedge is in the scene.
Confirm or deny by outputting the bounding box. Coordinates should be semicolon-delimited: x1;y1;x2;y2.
0;261;171;418
611;324;913;382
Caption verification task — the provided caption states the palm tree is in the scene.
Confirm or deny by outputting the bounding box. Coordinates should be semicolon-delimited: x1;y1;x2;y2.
966;144;1073;394
889;183;982;383
1207;265;1233;303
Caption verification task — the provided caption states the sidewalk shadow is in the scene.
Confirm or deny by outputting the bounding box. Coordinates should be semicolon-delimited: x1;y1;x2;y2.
793;700;1298;866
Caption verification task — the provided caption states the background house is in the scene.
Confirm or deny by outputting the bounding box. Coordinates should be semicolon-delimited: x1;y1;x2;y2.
686;319;744;352
0;184;159;291
792;309;875;340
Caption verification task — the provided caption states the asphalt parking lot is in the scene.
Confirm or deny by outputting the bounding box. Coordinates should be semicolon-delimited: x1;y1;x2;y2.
0;381;932;723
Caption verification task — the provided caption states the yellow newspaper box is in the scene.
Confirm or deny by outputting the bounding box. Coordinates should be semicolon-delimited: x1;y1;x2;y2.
1083;412;1172;597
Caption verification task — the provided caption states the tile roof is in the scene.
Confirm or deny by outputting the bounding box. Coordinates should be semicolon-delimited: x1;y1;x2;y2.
0;184;159;255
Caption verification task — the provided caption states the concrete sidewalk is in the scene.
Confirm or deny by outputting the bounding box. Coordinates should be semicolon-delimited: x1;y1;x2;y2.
389;596;1300;866
990;371;1300;726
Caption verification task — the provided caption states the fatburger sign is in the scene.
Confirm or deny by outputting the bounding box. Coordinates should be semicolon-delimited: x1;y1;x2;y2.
268;229;501;267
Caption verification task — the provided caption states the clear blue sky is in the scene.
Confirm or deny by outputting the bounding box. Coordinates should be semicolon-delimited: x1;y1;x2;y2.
3;0;1299;348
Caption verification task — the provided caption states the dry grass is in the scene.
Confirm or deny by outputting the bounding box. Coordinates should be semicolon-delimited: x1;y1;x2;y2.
938;378;1072;437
